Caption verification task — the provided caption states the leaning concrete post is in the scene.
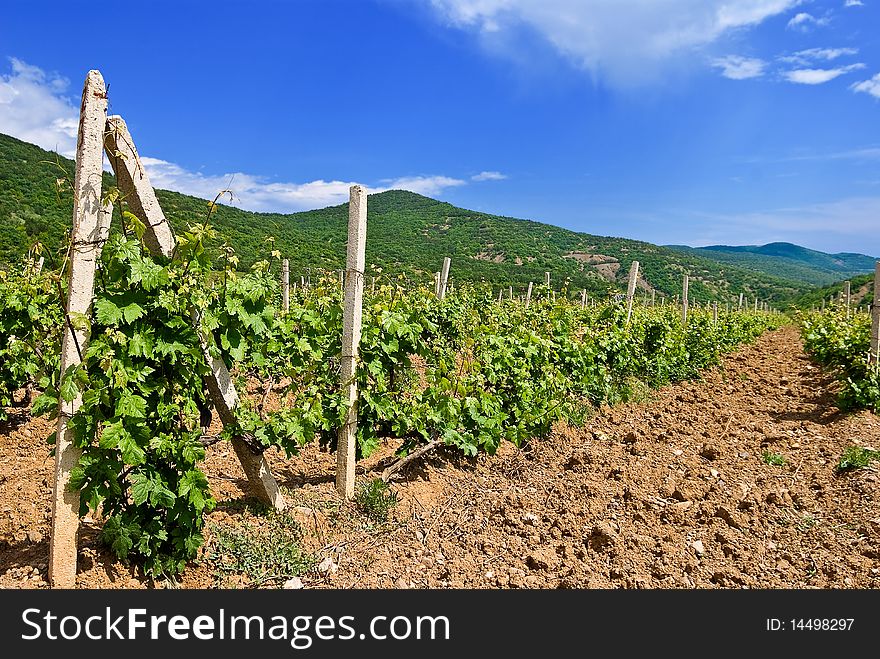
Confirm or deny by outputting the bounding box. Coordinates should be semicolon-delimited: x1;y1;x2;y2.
105;114;283;510
625;261;639;325
49;70;108;589
870;262;880;364
681;274;689;324
845;280;851;319
525;282;533;308
439;258;451;300
336;185;367;499
281;259;290;314
103;118;175;259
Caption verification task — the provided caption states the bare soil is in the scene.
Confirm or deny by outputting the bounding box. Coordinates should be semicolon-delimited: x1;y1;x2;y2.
2;326;878;589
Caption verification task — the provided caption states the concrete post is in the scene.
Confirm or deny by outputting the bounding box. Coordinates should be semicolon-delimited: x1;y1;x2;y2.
105;114;283;511
738;293;743;311
439;258;451;300
544;271;550;287
336;185;367;499
625;261;639;325
281;259;290;314
845;280;851;319
525;282;533;308
870;262;880;364
50;70;109;589
434;271;441;297
713;301;718;324
681;274;689;325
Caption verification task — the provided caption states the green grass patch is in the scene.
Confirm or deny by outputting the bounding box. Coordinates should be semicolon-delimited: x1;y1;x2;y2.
355;478;398;524
762;451;786;466
205;507;313;587
836;446;880;473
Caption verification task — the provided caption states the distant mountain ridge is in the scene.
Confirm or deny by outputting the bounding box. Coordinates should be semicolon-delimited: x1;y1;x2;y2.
667;242;876;288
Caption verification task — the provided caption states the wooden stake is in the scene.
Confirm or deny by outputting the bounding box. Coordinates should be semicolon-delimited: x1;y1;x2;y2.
105;114;283;510
336;185;367;499
681;274;689;324
625;261;639;324
50;70;109;589
281;258;290;314
439;258;451;300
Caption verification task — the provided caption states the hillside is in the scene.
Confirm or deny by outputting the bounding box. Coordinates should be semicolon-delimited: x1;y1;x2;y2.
789;273;876;310
668;242;876;287
0;131;811;304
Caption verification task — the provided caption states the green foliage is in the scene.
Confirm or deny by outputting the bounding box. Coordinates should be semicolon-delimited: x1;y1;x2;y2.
0;250;63;420
355;478;398;524
205;507;313;587
800;308;880;412
790;273;874;311
762;451;785;466
836;446;880;472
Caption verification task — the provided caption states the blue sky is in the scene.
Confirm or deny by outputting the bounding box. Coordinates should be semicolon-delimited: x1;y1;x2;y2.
1;0;879;254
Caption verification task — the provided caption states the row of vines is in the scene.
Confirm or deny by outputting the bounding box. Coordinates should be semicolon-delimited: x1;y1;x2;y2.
1;221;783;577
800;307;879;413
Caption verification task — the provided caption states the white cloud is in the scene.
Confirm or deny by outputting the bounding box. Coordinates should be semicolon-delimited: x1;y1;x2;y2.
786;12;830;30
0;59;476;213
711;55;766;80
138;161;469;213
851;73;880;98
427;0;801;86
778;47;859;65
844;1;864;7
782;63;865;84
0;57;78;156
471;170;507;181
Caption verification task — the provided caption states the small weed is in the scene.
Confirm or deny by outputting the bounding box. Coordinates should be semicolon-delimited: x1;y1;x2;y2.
206;508;312;587
762;451;785;466
836;446;880;473
355;478;398;524
797;513;819;533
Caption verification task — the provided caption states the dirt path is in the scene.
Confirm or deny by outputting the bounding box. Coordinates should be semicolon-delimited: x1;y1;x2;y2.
1;326;878;588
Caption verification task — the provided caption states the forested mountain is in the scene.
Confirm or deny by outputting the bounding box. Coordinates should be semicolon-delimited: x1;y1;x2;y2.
0;131;816;304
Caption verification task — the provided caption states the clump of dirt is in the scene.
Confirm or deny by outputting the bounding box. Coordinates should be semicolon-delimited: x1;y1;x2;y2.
2;327;878;589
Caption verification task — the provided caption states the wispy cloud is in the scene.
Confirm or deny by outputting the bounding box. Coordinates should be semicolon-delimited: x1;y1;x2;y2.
471;170;507;181
782;63;865;84
786;12;830;31
778;47;859;65
844;1;864;7
427;0;801;86
711;55;766;80
852;73;880;98
0;57;78;156
667;196;880;254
